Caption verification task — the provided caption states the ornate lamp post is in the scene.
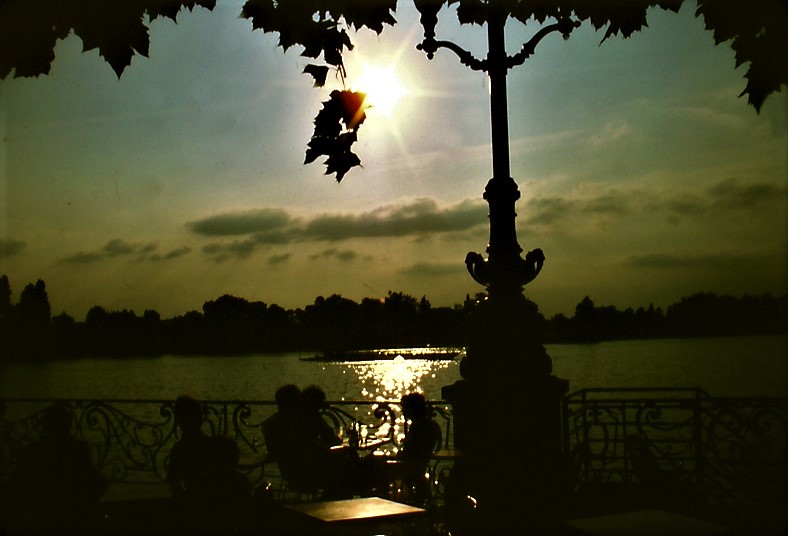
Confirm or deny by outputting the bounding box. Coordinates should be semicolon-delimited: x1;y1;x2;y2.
414;1;578;530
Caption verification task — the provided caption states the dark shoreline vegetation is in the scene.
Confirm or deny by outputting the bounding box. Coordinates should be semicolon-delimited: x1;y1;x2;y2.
1;274;786;362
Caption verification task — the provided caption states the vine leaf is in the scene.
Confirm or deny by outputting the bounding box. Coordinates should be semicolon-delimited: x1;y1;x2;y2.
0;0;217;79
303;64;330;87
305;90;367;181
695;0;787;113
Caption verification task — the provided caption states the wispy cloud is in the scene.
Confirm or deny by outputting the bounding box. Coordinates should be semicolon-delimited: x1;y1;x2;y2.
309;248;359;262
105;238;156;257
187;208;292;236
149;247;192;262
0;238;27;257
60;239;164;264
524;178;786;228
268;253;292;265
191;198;488;260
60;252;105;264
707;179;786;211
202;239;257;262
303;199;485;241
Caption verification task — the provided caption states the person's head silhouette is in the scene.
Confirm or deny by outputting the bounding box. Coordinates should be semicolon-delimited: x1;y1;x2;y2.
274;384;302;414
41;402;73;439
174;395;203;435
401;392;428;421
302;384;328;412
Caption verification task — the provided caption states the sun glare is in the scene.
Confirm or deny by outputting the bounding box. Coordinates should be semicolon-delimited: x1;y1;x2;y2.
354;65;407;117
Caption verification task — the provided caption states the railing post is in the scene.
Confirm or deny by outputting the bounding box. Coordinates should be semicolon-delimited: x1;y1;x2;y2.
693;390;705;487
561;393;569;456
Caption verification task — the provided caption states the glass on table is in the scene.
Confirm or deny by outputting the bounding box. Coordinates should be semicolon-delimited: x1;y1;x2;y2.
360;425;369;444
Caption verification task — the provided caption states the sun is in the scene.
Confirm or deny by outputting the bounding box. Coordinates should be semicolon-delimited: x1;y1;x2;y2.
353;65;407;117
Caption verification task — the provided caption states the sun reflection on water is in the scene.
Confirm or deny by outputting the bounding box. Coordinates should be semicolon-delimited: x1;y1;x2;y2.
342;354;455;446
346;355;454;402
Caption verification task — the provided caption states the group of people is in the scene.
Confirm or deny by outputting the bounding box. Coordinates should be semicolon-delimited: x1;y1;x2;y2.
263;384;442;503
2;388;442;533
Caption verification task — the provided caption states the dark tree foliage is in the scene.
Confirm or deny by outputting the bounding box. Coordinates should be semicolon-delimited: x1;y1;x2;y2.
1;275;784;360
0;274;11;319
542;292;787;343
16;280;51;327
1;0;784;179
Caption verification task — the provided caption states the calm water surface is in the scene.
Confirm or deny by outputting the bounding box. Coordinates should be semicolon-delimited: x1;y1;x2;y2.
1;335;785;401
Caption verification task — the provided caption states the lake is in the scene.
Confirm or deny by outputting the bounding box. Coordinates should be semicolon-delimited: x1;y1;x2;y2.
0;335;785;402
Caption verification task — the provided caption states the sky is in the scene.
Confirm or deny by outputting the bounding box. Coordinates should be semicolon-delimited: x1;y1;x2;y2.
0;0;786;321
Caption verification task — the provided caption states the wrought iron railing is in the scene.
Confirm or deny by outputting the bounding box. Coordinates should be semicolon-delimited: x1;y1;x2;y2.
0;398;453;490
2;390;785;525
562;387;788;526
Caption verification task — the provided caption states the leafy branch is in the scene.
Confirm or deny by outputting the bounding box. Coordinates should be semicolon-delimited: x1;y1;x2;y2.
304;89;368;182
1;0;785;179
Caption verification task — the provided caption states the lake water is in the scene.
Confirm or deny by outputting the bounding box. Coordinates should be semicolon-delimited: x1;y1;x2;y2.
0;335;785;402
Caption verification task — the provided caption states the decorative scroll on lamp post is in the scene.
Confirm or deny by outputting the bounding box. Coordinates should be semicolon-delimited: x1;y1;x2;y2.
413;1;579;530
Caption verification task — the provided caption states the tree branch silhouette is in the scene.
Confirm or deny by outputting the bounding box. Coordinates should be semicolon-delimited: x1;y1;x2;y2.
1;0;784;178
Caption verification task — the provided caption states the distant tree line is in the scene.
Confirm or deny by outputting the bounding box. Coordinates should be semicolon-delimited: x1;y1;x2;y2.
0;274;785;361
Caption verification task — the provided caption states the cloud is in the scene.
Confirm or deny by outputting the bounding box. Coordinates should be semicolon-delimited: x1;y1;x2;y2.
588;120;632;148
191;177;786;262
60;252;105;264
193;198;488;260
105;238;156;256
61;239;164;264
0;238;27;257
148;247;193;262
309;248;359;262
524;196;577;225
524;178;785;228
584;192;630;215
268;253;292;265
187;208;292;236
708;179;787;211
303;198;486;241
202;239;257;262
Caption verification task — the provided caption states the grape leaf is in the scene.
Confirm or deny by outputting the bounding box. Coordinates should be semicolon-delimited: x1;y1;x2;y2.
305;90;367;181
303;64;330;87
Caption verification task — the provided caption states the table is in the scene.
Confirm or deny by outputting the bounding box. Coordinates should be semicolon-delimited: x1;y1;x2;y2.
330;436;390;452
285;496;428;535
431;449;463;461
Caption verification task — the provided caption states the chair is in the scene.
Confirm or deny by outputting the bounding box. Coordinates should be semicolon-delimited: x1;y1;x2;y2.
382;458;435;508
274;457;323;502
624;433;707;516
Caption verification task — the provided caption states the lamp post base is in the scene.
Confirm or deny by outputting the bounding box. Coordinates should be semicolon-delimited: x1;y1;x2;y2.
442;295;571;532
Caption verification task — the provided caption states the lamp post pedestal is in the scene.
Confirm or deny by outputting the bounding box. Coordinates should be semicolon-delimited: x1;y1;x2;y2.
442;290;570;531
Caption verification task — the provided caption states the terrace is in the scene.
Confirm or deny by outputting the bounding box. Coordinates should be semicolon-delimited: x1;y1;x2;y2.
1;389;786;533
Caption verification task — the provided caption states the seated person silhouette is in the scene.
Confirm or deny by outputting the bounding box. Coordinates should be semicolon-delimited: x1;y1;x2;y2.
7;402;108;532
168;395;250;531
302;384;343;450
264;384;355;499
357;392;442;503
390;392;442;505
